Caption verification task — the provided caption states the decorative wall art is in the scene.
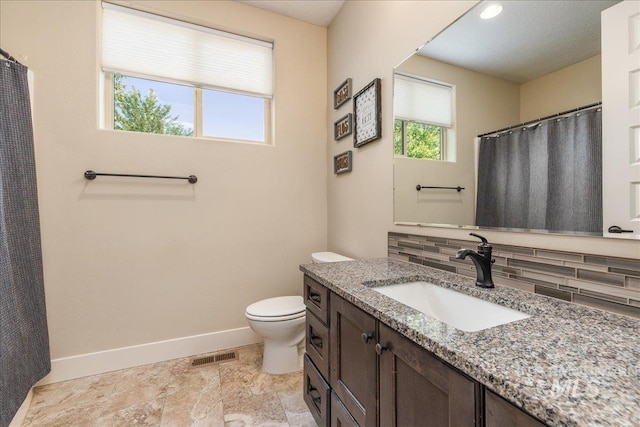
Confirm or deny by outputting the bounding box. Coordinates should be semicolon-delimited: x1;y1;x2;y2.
353;78;381;147
333;78;352;109
334;113;353;141
334;150;353;174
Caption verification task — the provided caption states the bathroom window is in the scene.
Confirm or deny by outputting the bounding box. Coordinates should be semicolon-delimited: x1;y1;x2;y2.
393;73;455;161
101;2;273;143
394;119;445;160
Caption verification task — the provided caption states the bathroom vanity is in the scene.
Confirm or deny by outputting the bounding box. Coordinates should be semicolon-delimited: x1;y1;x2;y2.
300;258;640;426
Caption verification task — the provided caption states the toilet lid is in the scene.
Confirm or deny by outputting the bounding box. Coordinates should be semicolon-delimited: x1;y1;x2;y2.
245;296;305;318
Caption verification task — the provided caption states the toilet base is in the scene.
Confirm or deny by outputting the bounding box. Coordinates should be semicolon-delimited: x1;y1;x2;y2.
262;340;302;374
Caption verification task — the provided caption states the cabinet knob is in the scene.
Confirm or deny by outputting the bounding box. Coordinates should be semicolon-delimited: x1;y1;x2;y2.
361;332;374;344
375;343;387;355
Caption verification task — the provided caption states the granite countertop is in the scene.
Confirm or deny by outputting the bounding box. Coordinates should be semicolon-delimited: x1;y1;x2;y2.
300;258;640;427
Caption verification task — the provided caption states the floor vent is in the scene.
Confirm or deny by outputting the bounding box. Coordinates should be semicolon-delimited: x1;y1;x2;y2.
191;350;238;367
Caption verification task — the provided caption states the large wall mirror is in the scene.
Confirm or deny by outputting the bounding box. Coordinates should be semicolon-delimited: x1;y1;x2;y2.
393;0;639;240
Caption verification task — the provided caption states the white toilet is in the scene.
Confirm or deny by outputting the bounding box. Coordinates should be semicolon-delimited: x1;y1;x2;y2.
245;252;353;374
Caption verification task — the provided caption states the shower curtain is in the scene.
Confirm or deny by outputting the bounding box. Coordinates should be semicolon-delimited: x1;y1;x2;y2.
0;60;50;426
475;108;602;234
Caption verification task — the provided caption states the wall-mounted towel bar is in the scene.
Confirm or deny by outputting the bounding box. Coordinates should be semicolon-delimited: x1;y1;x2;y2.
416;185;464;192
84;170;198;184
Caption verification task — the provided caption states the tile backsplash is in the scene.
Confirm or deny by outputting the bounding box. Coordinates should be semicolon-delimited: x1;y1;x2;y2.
388;232;640;318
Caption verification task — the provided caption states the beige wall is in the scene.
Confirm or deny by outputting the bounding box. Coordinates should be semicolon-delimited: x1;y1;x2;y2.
520;55;602;122
1;0;636;363
327;0;477;259
327;1;639;260
394;55;520;225
0;0;327;359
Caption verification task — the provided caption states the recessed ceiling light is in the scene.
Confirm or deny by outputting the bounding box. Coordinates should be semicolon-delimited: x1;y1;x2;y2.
480;3;503;20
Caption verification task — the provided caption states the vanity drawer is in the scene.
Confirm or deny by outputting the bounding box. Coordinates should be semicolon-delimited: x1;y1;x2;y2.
304;275;329;324
306;309;330;379
304;354;330;427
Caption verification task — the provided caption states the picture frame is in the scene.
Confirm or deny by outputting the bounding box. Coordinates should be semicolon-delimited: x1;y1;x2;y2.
333;150;353;174
333;78;352;109
353;78;382;148
334;113;353;141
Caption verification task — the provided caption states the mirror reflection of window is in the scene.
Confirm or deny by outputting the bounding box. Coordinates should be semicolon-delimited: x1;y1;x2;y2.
394;120;444;160
393;73;455;161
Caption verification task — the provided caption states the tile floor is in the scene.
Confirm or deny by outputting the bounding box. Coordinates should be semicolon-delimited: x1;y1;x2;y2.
22;344;317;426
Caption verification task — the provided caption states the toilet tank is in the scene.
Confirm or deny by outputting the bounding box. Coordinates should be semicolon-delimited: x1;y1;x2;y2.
311;252;353;263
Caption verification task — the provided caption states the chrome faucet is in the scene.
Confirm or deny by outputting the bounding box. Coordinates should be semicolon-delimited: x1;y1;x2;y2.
455;233;495;288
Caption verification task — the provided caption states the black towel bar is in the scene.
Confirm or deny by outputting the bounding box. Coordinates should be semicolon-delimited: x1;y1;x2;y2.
84;170;197;184
416;185;464;192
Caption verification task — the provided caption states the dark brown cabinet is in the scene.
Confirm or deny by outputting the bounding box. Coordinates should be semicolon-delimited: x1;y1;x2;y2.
330;294;377;427
302;275;547;427
378;322;480;426
304;276;332;427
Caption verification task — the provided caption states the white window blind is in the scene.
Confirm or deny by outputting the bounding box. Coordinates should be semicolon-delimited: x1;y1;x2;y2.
394;73;453;128
102;2;273;98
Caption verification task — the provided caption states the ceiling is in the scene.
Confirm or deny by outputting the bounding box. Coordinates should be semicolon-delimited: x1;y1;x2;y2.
237;0;345;27
235;1;620;81
417;0;621;83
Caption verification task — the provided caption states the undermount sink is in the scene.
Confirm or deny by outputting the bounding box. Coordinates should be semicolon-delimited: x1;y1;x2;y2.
372;281;530;332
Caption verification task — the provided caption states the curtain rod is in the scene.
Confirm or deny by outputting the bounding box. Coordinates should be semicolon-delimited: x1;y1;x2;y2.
478;102;602;138
0;48;21;65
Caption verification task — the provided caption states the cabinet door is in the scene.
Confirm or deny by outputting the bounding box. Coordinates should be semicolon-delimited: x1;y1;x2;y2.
485;390;546;427
331;392;359;427
602;0;640;236
330;294;377;427
379;323;479;426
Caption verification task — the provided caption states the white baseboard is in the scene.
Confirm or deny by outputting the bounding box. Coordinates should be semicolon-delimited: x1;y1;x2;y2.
9;388;33;427
37;326;261;385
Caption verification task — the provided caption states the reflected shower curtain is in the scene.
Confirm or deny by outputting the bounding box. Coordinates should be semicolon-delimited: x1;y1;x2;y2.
0;60;50;425
475;109;602;234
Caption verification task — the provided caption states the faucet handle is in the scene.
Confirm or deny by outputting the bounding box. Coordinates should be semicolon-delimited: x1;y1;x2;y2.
469;233;489;244
470;233;492;255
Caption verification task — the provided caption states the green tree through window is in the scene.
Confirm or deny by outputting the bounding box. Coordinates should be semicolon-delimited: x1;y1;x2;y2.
113;74;193;136
394;119;442;160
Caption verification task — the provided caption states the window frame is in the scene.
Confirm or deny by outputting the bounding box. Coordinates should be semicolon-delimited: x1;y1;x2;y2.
103;72;273;144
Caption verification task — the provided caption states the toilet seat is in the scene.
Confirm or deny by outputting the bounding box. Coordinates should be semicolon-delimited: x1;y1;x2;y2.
245;296;305;322
245;311;305;322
